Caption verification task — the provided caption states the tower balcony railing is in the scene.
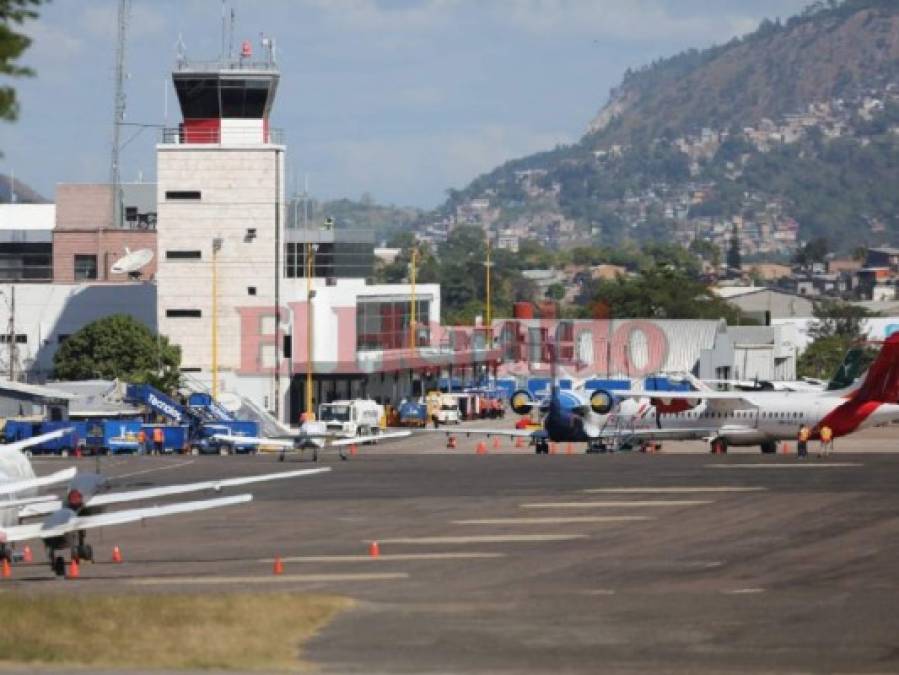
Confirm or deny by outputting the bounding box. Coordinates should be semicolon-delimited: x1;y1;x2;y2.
160;126;284;146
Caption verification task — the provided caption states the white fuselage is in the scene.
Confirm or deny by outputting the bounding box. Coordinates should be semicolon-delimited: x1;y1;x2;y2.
577;390;899;446
0;450;36;528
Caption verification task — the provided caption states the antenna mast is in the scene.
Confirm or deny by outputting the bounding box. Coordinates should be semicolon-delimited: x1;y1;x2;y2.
109;0;130;263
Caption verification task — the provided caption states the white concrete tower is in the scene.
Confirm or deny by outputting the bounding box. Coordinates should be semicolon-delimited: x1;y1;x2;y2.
156;42;284;404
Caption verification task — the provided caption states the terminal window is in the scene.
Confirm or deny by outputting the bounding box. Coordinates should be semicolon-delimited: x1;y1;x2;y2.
74;254;97;280
165;191;202;200
356;299;430;350
166;309;202;318
166;250;202;260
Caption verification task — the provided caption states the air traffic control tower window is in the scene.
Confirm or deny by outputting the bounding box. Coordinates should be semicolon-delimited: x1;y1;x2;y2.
356;299;431;350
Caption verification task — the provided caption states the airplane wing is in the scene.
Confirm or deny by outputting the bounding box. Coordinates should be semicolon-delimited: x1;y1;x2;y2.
0;494;252;544
328;431;411;446
211;434;295;448
418;427;537;438
612;389;758;403
0;428;74;455
85;467;330;508
0;467;77;496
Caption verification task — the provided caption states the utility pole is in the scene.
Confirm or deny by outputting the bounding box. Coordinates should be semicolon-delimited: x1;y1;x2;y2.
305;242;318;421
409;247;417;350
108;0;130;277
211;237;223;397
484;240;493;327
7;286;15;381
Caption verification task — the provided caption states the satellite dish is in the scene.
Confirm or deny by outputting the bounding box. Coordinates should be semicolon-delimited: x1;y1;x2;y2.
111;247;154;278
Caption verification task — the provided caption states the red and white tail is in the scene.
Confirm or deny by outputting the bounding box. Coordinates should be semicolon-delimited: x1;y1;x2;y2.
851;333;899;404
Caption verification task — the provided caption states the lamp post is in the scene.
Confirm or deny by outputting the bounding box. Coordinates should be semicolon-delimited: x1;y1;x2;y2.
304;241;318;421
211;236;223;398
484;239;493;328
409;247;417;350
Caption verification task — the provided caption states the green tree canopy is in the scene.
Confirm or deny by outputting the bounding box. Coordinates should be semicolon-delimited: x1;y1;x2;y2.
798;300;874;379
0;0;43;124
53;315;181;391
575;265;746;322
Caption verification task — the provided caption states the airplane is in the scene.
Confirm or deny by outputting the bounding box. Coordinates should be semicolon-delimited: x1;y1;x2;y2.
0;430;330;576
425;336;898;455
212;420;412;462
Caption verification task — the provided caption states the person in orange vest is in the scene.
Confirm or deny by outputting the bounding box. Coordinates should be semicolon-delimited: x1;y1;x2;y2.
819;424;834;457
797;424;810;458
152;426;165;455
137;429;147;455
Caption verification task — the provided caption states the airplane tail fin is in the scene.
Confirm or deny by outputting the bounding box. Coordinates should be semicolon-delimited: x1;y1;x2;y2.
851;333;899;403
826;344;876;392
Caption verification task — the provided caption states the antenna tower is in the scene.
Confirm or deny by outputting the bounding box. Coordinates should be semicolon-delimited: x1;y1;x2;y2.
110;0;130;235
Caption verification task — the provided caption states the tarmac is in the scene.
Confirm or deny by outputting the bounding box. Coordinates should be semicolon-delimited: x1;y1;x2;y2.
13;424;899;673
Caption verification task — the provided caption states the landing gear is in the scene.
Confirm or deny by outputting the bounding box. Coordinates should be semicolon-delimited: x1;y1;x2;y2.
760;440;777;454
278;450;286;462
710;437;728;454
73;531;93;562
52;555;65;577
535;439;549;455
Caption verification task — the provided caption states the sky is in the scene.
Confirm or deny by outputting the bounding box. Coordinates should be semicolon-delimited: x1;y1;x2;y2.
0;0;811;209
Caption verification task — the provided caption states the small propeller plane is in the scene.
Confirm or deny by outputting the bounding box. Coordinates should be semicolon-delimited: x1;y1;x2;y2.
0;429;330;576
212;420;411;462
426;336;899;455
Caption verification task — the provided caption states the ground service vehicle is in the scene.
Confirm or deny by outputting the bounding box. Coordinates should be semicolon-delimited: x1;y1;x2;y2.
318;399;384;437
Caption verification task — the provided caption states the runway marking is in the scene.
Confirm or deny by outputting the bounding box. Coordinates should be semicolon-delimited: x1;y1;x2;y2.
452;516;653;525
584;589;616;596
520;500;712;509
129;572;409;586
583;487;766;494
706;463;861;469
368;534;588;545
723;588;765;594
110;460;197;480
258;552;506;563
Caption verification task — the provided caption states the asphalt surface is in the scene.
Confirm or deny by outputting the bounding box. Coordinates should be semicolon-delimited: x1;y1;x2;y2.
14;429;899;674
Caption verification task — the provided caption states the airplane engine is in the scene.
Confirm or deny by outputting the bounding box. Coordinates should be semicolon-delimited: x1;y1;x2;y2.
509;389;535;416
589;389;619;415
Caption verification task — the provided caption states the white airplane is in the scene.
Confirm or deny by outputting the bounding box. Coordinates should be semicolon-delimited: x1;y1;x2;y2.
0;429;330;576
429;336;899;454
213;420;411;461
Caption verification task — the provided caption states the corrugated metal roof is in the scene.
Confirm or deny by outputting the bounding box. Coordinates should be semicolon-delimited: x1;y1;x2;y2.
0;379;75;401
727;326;777;345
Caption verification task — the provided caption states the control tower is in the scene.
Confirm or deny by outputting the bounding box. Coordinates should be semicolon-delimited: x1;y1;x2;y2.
156;39;285;408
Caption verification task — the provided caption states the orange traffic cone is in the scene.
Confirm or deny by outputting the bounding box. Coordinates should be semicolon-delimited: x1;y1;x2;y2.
111;545;123;564
273;556;284;575
476;441;487;454
369;541;380;558
67;558;80;579
350;444;358;456
2;558;11;579
565;443;574;455
492;437;500;450
515;437;526;449
22;545;32;563
550;442;558;455
781;442;790;454
446;435;457;449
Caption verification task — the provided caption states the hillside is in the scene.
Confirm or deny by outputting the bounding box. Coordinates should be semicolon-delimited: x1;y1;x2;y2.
588;0;899;143
0;174;49;203
435;0;899;257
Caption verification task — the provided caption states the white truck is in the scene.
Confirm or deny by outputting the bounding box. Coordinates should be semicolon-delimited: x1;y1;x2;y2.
318;399;384;438
435;394;461;424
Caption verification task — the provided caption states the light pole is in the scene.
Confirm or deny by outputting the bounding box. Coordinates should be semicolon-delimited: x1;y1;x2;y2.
304;241;318;421
211;236;223;398
409;247;417;350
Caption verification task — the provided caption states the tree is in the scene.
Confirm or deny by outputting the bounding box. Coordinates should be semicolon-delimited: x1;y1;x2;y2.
793;237;830;270
797;300;873;379
54;315;182;391
0;0;44;123
545;283;565;301
726;234;742;270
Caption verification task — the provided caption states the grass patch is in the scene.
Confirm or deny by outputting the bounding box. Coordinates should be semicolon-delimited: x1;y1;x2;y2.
0;591;351;671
